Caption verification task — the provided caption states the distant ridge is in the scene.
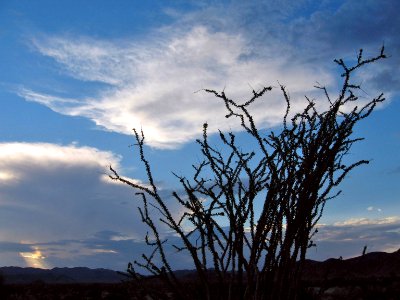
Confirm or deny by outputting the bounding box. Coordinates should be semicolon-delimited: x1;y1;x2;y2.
0;267;125;284
1;249;399;284
302;248;400;281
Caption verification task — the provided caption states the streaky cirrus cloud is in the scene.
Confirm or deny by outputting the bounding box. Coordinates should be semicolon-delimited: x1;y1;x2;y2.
18;1;399;149
20;24;338;149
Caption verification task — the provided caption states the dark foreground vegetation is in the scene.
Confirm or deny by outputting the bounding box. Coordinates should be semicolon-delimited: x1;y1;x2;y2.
108;47;389;300
1;250;400;299
1;278;399;300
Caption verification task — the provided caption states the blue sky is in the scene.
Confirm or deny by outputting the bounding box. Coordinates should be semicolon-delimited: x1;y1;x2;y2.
0;0;399;271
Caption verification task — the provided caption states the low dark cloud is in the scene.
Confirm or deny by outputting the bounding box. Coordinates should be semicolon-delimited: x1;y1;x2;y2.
0;242;32;253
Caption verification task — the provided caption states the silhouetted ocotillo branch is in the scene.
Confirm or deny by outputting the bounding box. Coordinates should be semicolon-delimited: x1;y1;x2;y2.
110;47;387;300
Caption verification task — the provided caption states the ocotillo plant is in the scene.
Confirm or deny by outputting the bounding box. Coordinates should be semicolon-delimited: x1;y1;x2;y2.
110;47;386;300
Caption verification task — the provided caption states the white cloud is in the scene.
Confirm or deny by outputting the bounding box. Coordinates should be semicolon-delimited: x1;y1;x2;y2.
21;26;335;149
19;0;398;150
0;142;118;166
0;143;136;240
367;206;382;212
10;1;395;151
0;143;141;261
333;216;399;227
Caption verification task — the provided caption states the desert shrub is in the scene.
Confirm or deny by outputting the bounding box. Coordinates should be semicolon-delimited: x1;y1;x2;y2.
110;47;387;300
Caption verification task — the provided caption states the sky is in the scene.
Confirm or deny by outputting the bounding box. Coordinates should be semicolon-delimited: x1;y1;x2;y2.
0;0;399;271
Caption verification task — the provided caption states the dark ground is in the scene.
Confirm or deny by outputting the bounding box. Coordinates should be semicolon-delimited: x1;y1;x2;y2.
1;278;399;300
1;250;400;299
1;277;400;299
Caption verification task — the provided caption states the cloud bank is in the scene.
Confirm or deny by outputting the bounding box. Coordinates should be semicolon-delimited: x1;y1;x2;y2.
0;143;146;268
0;142;194;269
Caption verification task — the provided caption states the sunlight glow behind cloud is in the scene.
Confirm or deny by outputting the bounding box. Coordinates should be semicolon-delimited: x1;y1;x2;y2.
0;171;18;182
20;248;49;269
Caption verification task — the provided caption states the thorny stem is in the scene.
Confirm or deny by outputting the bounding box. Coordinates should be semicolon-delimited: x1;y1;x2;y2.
110;47;387;300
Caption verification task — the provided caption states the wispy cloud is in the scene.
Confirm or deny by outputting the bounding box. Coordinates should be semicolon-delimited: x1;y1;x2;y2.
21;25;338;149
19;1;398;149
20;1;399;149
367;206;382;212
333;216;399;226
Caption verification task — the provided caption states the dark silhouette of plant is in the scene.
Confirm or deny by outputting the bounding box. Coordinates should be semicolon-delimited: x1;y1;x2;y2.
110;47;387;300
